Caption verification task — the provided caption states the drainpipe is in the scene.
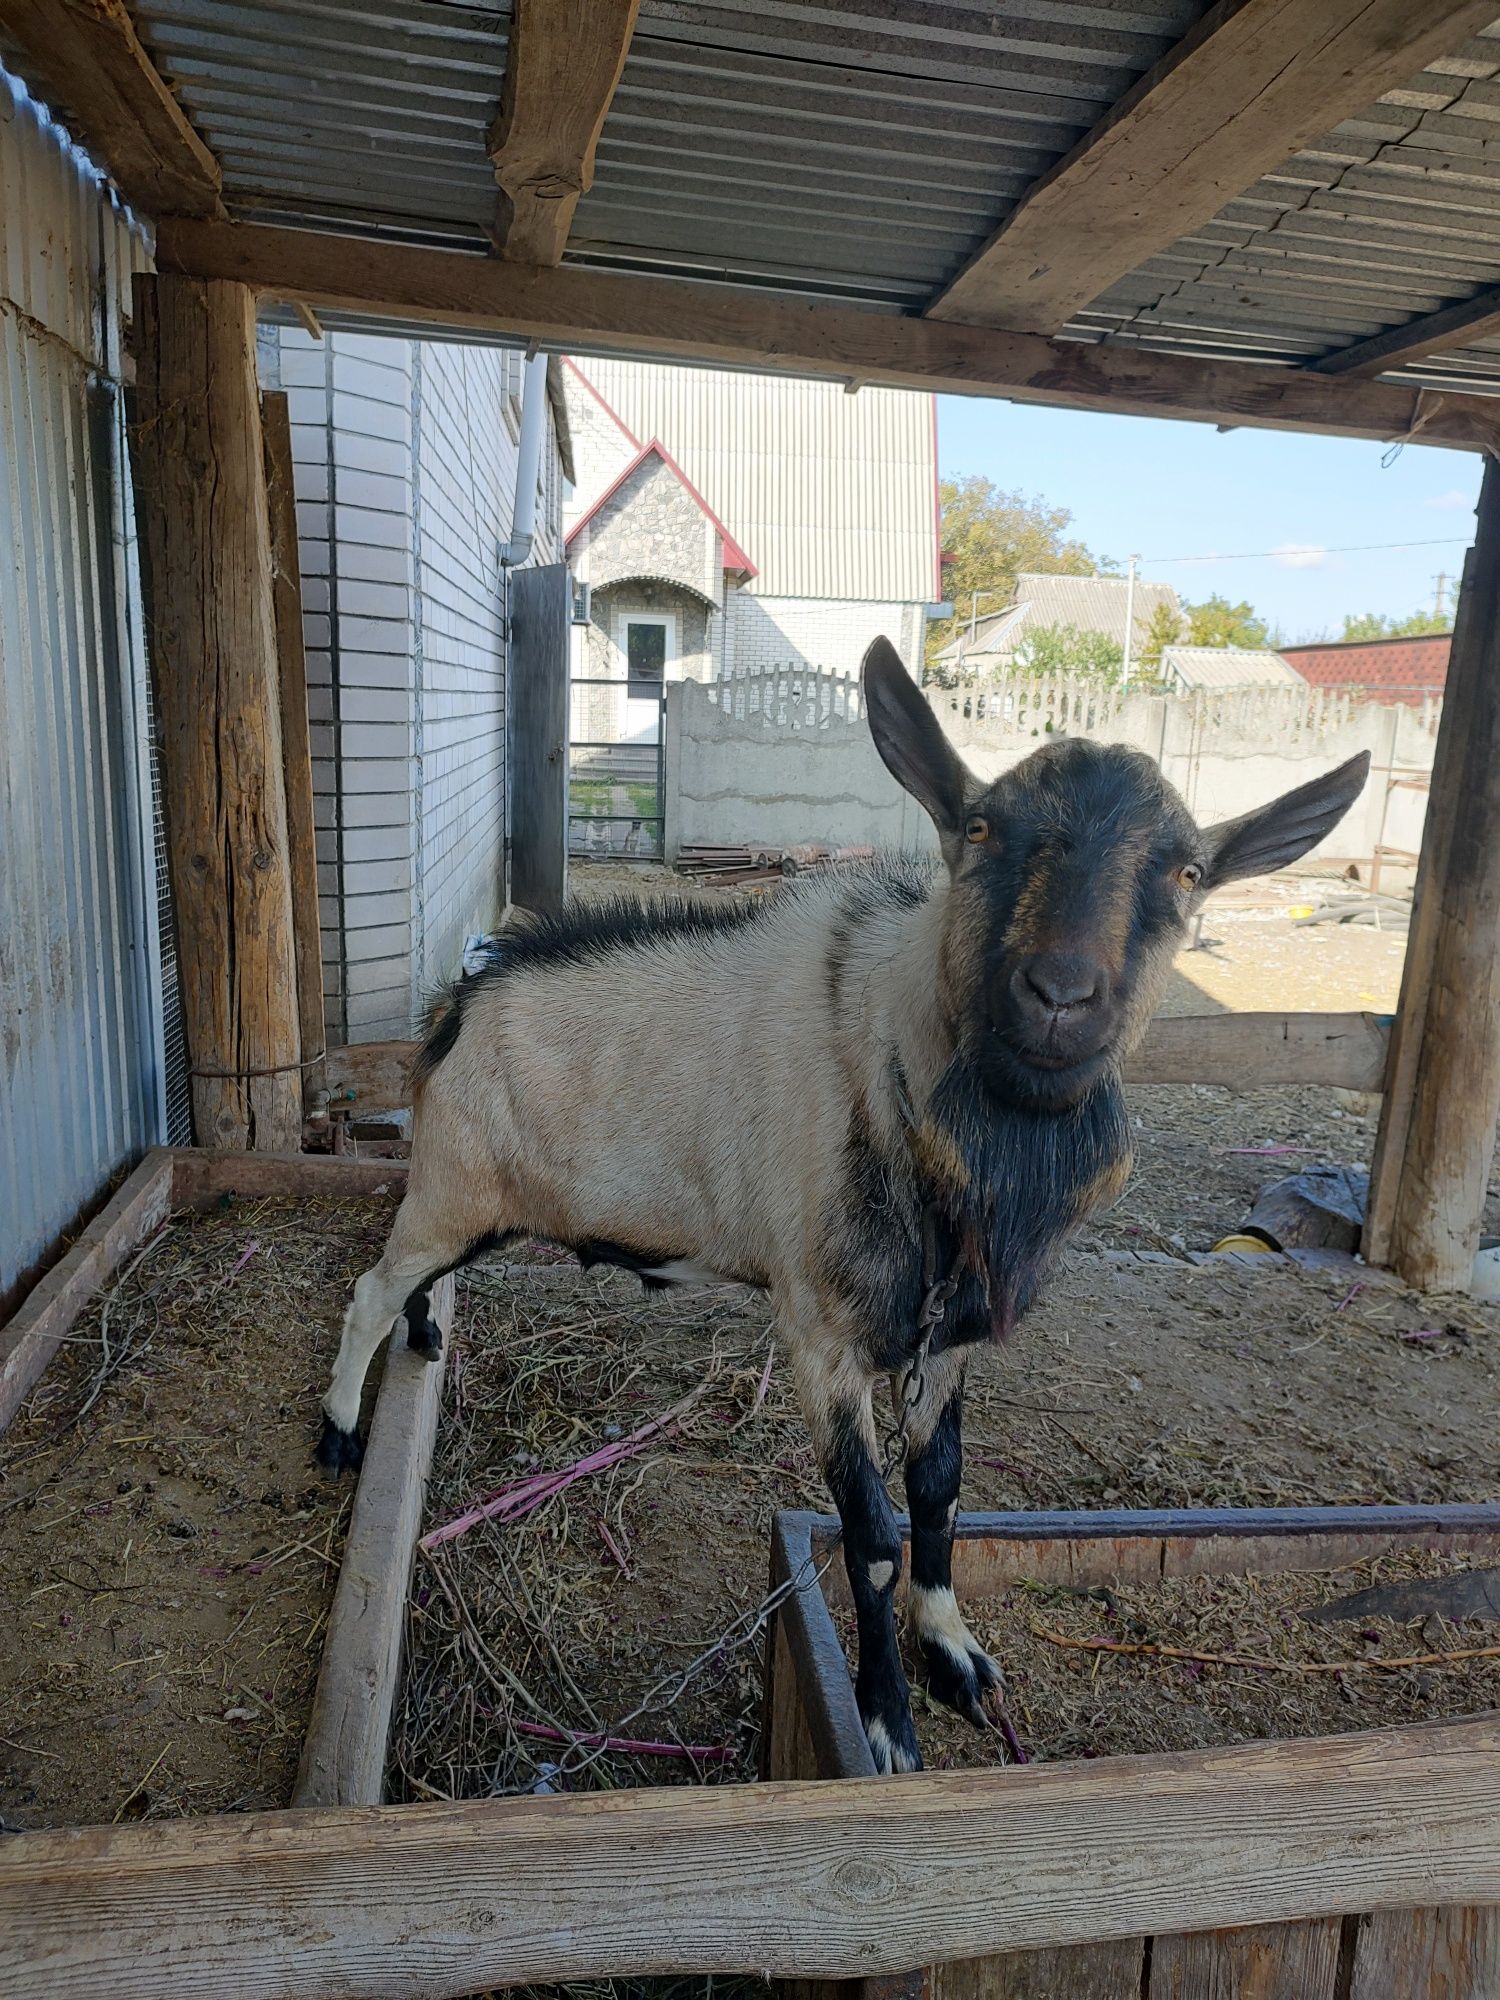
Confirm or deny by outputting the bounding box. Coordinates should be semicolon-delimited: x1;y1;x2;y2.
501;351;550;567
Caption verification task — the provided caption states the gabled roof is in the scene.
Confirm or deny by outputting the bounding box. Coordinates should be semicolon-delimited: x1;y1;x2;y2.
1159;646;1302;690
935;573;1181;662
564;435;756;580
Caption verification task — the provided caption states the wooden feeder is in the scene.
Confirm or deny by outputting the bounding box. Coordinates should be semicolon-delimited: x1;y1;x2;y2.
765;1505;1500;2000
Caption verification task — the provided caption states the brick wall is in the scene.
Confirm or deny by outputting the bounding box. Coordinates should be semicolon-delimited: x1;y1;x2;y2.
724;594;923;679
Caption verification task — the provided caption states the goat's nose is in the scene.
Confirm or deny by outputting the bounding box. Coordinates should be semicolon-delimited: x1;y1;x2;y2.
1016;954;1102;1014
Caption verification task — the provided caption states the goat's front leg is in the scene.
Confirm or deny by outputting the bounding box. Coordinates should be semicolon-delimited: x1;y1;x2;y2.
901;1350;1003;1728
795;1344;919;1775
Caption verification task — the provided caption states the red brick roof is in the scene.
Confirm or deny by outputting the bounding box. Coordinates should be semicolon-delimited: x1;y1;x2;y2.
1279;633;1450;704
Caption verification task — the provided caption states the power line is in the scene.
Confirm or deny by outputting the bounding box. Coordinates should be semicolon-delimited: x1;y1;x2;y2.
1143;534;1470;566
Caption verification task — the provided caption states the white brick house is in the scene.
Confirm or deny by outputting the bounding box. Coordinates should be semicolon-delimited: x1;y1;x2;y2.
262;329;571;1043
563;358;941;695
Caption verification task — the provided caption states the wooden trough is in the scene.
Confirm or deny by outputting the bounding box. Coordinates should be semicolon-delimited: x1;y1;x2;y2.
765;1506;1500;2000
4;1150;1500;1999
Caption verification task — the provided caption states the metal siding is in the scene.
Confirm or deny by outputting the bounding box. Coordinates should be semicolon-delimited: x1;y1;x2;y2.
568;359;936;601
0;68;164;1307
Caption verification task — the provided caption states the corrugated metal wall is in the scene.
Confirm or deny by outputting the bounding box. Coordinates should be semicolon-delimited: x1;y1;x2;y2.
566;359;938;603
0;67;166;1310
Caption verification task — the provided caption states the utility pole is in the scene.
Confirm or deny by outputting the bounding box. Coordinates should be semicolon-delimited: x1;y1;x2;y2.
1433;570;1451;623
1121;554;1139;689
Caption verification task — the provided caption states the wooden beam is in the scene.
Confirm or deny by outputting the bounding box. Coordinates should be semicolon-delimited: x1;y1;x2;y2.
130;276;303;1152
0;0;223;219
4;1720;1500;1995
489;0;641;265
322;1011;1391;1119
1311;285;1500;378
927;0;1498;336
0;1151;174;1437
1365;464;1500;1291
1123;1009;1390;1093
169;1148;408;1209
261;391;327;1110
153;218;1500;454
295;1276;452;1808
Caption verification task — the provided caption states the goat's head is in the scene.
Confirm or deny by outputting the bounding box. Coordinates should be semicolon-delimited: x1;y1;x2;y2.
863;638;1370;1114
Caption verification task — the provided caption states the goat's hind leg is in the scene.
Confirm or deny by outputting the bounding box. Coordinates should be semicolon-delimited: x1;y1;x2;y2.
317;1202;492;1473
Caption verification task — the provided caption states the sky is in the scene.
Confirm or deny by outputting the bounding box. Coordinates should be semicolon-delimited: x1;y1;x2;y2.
935;396;1483;645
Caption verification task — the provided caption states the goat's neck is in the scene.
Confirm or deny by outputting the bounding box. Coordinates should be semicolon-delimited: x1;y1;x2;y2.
839;875;956;1138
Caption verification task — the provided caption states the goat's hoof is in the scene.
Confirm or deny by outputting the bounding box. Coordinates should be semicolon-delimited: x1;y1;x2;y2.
406;1313;443;1360
315;1415;364;1475
862;1705;922;1775
920;1634;1004;1731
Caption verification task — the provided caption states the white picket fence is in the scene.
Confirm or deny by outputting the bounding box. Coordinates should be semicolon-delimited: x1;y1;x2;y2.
707;663;864;729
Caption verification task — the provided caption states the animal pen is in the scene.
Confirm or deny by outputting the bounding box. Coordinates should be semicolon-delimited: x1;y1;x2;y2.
5;3;1500;1997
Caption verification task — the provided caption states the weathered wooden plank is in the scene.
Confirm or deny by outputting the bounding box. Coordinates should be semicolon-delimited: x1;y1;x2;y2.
319;1011;1392;1121
1370;461;1500;1289
1147;1917;1344;1999
5;1722;1500;1995
0;0;223;218
489;0;641;264
927;0;1495;336
0;1151;175;1437
295;1276;452;1807
1312;285;1500;379
1121;1010;1390;1092
1348;1905;1500;1999
935;1939;1143;2000
153;219;1500;454
170;1148;408;1208
131;276;303;1152
261;390;325;1107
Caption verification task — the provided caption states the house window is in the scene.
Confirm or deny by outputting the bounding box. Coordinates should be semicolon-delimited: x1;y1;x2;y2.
624;615;669;694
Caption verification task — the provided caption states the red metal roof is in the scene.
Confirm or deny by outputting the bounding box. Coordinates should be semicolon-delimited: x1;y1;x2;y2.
1279;633;1450;704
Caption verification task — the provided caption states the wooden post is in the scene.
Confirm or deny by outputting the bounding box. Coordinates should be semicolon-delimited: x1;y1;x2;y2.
1365;462;1500;1290
509;560;570;912
261;389;326;1111
131;275;302;1151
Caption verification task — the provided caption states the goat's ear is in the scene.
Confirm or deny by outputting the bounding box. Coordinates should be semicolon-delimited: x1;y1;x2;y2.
863;637;971;846
1203;751;1371;888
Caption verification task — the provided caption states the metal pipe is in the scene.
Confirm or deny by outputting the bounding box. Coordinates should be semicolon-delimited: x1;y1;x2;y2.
502;352;549;567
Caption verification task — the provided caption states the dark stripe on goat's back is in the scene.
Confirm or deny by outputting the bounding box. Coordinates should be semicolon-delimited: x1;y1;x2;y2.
412;894;765;1080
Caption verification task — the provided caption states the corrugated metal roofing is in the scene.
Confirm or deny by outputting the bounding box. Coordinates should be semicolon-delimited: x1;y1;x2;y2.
568;358;937;601
17;3;1500;396
0;71;168;1304
1008;572;1180;642
1067;25;1500;392
1159;645;1303;690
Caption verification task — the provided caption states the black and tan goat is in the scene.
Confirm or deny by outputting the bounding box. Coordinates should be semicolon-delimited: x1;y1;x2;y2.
319;639;1369;1772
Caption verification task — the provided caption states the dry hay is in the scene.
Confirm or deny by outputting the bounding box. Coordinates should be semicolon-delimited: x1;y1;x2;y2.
0;1193;392;1830
878;1548;1500;1771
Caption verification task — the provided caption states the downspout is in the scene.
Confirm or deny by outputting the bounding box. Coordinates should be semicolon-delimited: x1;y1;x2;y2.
501;351;550;568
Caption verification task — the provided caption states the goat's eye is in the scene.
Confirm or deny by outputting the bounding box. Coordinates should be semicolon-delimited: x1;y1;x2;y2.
1176;862;1204;891
964;815;991;846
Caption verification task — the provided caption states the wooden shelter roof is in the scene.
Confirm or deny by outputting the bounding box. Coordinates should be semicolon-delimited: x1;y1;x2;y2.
7;1;1500;446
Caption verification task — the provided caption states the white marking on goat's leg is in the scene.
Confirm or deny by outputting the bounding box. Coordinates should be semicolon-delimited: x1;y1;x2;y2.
909;1583;997;1677
866;1558;895;1592
322;1204;471;1439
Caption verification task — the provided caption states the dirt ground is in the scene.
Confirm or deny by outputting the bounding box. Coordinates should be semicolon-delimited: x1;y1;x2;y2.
6;862;1499;1888
0;1193;395;1832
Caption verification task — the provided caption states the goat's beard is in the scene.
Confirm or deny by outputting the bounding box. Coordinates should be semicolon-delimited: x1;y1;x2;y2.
920;1050;1132;1343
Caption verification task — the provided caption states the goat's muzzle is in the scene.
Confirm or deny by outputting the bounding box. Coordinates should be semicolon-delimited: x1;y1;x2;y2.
983;951;1119;1109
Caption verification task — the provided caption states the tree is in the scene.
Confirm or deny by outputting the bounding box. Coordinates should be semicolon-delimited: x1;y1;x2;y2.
1012;623;1125;682
1136;599;1185;674
930;476;1108;675
1182;594;1272;649
1340;607;1452;641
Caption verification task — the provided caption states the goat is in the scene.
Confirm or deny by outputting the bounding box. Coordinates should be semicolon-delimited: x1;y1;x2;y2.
317;638;1369;1772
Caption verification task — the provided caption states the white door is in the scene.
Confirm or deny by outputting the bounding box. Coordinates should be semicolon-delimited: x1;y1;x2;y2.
620;611;673;744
